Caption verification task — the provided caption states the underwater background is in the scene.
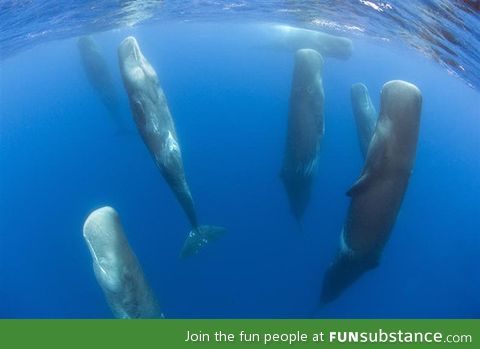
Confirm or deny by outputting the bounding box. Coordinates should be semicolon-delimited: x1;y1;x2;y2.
0;1;479;318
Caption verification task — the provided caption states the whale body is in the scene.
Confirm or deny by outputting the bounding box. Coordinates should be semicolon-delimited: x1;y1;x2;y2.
77;36;125;130
83;206;161;318
118;36;225;257
260;24;353;60
281;48;325;222
351;83;377;158
321;80;422;303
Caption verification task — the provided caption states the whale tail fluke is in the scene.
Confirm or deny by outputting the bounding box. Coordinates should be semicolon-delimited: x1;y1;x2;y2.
180;225;226;258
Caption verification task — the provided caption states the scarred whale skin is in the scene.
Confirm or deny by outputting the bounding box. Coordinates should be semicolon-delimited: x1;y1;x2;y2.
118;36;225;258
77;36;126;130
351;83;377;158
321;80;422;304
281;48;325;222
83;206;161;318
262;24;353;60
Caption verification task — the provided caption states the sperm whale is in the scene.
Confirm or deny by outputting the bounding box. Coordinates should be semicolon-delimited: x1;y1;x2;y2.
118;36;226;258
321;80;422;303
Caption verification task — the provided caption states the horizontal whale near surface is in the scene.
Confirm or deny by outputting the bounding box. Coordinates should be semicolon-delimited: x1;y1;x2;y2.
256;24;353;60
83;206;162;319
321;80;422;304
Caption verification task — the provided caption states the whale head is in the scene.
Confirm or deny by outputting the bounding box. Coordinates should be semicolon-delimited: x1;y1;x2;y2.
118;36;158;96
379;80;422;167
380;80;422;132
83;206;127;293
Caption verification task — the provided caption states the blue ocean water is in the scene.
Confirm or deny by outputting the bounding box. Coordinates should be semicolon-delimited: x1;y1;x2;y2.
0;3;479;319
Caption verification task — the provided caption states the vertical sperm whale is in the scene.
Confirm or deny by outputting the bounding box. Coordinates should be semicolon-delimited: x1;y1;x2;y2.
321;80;422;304
351;83;377;158
280;48;325;223
118;36;225;258
77;36;126;131
83;206;161;318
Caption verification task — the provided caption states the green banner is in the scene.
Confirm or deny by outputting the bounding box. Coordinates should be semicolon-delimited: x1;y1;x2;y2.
0;320;477;348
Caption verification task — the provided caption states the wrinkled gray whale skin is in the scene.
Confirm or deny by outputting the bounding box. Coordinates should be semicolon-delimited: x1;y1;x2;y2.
83;206;162;318
321;80;422;304
281;48;325;223
351;83;377;158
118;36;225;258
77;36;126;130
261;24;353;60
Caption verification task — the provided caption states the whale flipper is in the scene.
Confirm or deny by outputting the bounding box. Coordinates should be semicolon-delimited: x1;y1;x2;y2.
347;123;390;198
180;225;226;258
346;172;373;197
